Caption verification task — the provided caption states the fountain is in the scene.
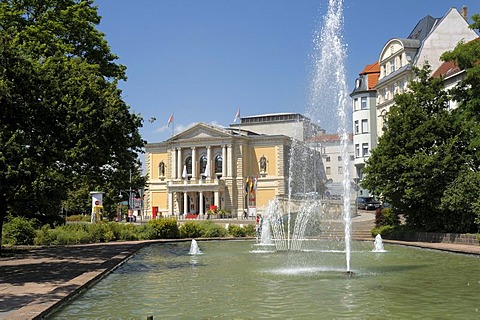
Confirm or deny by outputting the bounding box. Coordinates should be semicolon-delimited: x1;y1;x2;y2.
48;241;480;319
188;239;202;255
263;0;352;273
373;234;385;252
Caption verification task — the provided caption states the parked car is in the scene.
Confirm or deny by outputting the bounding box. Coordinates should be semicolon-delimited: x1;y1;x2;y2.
356;197;381;210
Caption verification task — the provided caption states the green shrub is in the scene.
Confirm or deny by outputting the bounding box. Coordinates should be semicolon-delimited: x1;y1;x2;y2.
218;209;231;218
371;225;395;237
180;221;203;238
66;214;91;222
47;224;92;245
148;218;180;239
228;224;246;237
2;216;38;245
116;223;139;241
243;224;256;237
35;225;55;245
135;224;156;240
199;221;228;238
375;208;399;228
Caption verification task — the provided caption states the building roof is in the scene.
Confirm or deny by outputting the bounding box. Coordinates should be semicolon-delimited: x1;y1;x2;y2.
432;60;462;78
361;62;380;90
350;62;380;95
407;15;439;41
309;133;353;143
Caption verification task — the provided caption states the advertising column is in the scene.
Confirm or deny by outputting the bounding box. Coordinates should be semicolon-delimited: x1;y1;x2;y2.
90;191;104;223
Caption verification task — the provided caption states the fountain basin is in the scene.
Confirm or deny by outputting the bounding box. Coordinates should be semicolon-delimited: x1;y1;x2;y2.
48;240;480;319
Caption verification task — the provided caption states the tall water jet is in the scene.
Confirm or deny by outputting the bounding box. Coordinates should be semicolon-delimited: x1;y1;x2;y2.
306;0;351;271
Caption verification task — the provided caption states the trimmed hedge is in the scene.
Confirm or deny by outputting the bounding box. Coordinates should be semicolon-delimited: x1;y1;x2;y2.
3;216;256;246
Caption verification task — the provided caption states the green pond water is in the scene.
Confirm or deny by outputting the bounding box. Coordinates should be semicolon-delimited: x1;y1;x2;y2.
48;240;479;319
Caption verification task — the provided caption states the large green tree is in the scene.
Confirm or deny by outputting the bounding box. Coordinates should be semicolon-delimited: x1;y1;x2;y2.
0;0;145;245
439;13;480;230
362;65;474;232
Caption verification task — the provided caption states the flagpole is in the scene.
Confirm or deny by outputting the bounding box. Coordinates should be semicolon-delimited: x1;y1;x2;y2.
171;112;174;137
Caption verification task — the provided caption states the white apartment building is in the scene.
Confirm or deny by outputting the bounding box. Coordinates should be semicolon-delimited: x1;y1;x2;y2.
350;6;477;196
309;133;356;199
375;7;477;135
350;62;380;197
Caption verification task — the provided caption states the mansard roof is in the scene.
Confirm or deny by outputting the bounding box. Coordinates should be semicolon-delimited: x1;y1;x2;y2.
407;15;440;41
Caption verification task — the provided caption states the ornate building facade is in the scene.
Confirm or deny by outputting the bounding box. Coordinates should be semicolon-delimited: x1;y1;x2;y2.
144;122;292;218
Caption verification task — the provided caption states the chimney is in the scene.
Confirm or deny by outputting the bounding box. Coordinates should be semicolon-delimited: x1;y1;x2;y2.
461;5;468;21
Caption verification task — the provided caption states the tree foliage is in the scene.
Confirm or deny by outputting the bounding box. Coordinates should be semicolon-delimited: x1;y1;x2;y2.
0;0;145;247
363;15;480;233
362;65;467;231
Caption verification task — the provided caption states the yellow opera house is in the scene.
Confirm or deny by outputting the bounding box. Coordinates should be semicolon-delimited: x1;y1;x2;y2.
144;113;323;219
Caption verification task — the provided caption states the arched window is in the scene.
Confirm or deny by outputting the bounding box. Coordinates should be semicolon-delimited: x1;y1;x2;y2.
185;156;192;174
215;155;222;174
199;155;207;174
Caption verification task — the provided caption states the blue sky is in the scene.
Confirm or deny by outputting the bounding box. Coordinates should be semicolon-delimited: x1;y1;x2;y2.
94;0;480;144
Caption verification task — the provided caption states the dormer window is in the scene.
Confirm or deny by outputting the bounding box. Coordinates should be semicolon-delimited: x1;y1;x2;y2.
355;78;362;88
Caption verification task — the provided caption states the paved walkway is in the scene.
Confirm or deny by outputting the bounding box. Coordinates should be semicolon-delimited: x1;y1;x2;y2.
0;230;479;319
0;240;166;320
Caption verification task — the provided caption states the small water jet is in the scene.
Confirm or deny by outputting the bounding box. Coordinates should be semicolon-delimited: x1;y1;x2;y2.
189;239;202;255
373;234;385;252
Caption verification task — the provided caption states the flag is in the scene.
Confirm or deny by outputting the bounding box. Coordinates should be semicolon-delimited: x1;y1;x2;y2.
167;114;174;128
233;108;240;122
245;177;249;195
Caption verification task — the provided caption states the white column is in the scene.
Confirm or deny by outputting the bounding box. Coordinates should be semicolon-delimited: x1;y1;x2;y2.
183;192;188;215
199;191;204;215
192;147;197;180
168;192;173;215
177;148;182;179
171;148;177;179
206;146;212;180
214;191;219;208
227;145;233;177
222;145;227;177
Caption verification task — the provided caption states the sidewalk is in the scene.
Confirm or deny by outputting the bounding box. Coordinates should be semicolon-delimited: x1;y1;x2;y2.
0;240;167;320
1;236;479;320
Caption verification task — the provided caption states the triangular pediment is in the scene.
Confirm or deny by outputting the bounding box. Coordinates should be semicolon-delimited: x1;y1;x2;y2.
168;122;232;141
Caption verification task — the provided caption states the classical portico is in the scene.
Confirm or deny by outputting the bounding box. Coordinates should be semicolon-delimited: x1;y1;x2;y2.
145;120;294;219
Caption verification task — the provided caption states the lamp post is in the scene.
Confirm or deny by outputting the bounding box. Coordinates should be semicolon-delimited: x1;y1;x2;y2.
119;189;135;222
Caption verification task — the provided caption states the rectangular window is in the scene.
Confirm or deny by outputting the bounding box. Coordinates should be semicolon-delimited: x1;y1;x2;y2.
326;167;331;175
325;156;330;162
354;98;359;111
361;97;367;109
355;144;360;157
362;143;369;157
338;156;342;161
391;59;396;73
354;120;359;134
361;119;368;133
338;166;343;174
